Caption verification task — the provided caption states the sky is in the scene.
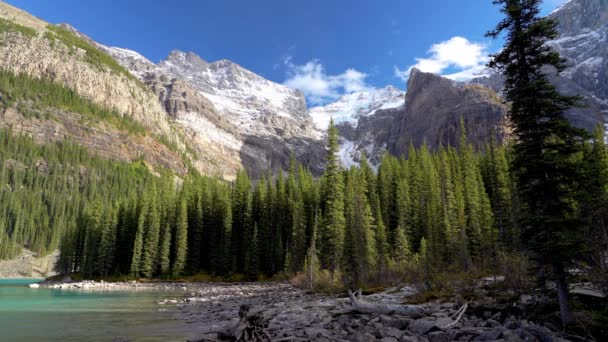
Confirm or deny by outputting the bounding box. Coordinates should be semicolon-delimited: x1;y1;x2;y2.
7;0;568;105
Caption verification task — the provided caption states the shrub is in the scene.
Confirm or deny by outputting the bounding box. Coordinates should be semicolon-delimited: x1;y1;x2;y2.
497;250;532;291
0;18;37;39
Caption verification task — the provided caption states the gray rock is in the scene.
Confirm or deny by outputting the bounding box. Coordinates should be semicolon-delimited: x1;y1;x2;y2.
479;327;505;340
503;330;523;342
434;317;454;328
384;327;404;339
382;337;400;342
427;331;450;342
409;319;437;335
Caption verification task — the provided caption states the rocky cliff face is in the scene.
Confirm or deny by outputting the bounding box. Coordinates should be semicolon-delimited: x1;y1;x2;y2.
549;0;608;103
101;46;325;178
0;1;188;175
308;86;405;167
387;69;509;157
472;0;608;133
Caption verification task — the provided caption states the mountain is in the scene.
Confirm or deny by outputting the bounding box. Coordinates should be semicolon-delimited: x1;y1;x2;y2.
308;86;405;130
472;0;608;133
308;86;405;166
99;47;325;178
0;2;189;175
549;0;608;104
387;68;509;156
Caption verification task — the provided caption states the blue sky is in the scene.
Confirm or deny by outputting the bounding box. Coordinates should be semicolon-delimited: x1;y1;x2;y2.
8;0;568;105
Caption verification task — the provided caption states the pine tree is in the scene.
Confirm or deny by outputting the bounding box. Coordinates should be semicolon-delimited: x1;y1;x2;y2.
159;222;172;277
130;197;148;277
172;198;188;277
319;119;346;271
246;224;260;278
581;125;608;270
96;205;117;278
187;194;204;274
487;0;589;325
374;199;390;281
303;210;321;290
141;195;161;278
231;169;252;273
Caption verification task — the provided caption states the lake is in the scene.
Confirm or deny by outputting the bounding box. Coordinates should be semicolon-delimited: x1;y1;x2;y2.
0;279;194;341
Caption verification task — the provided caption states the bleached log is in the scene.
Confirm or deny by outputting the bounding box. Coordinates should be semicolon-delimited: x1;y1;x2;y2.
347;289;429;318
443;303;468;329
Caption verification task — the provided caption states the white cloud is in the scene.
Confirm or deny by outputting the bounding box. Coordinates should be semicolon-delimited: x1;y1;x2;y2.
395;36;490;82
283;58;373;105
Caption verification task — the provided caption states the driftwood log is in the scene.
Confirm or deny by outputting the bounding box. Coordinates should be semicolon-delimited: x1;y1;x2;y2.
347;289;430;318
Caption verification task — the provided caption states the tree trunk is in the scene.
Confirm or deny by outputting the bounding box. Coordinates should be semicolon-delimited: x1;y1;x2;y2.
536;265;547;292
553;262;574;327
347;289;429;318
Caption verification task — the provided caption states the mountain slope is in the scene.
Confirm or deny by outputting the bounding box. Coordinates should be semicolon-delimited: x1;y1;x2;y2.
387;68;509;156
100;46;326;178
0;1;188;175
308;86;405;167
308;86;404;130
472;0;607;133
549;0;608;102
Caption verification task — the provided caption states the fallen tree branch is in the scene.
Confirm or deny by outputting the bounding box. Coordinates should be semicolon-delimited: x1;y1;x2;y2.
443;302;468;329
347;289;429;318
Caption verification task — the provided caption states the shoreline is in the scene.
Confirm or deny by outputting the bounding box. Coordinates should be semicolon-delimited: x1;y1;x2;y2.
19;279;581;341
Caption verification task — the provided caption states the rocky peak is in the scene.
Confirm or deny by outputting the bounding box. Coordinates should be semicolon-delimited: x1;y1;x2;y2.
551;0;608;36
165;50;209;71
308;85;405;167
309;85;405;130
546;0;608;102
388;68;509;157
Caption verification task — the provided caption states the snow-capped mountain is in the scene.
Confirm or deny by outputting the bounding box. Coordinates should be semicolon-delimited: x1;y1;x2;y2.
307;86;404;167
101;42;408;172
308;86;405;130
98;45;325;178
157;51;319;139
548;0;608;102
472;0;607;134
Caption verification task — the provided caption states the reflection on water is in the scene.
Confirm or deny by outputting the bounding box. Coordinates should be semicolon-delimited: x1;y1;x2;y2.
0;279;193;341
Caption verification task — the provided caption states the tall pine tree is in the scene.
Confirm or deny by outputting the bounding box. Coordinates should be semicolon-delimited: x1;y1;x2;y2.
487;0;588;326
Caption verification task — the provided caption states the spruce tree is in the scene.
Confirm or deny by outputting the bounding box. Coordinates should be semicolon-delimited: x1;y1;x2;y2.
141;195;161;278
130;197;148;278
319;119;345;271
96;206;117;278
487;0;588;326
159;222;172;277
581;125;608;270
172;198;188;277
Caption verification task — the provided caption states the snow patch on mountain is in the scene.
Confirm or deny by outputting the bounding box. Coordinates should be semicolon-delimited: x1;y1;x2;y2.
154;51;321;139
176;112;243;151
308;86;405;130
338;139;357;169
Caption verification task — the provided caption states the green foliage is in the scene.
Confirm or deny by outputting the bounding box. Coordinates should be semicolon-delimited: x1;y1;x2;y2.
0;18;37;39
319;119;345;271
44;25;141;84
56;119;518;283
0;127;158;261
488;0;594;326
172;197;189;277
0;68;146;135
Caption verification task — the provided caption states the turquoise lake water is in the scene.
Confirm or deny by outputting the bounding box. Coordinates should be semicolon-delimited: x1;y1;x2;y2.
0;279;194;341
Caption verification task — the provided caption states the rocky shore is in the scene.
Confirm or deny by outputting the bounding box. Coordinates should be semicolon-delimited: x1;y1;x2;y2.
177;283;571;342
28;279;580;341
32;278;186;291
